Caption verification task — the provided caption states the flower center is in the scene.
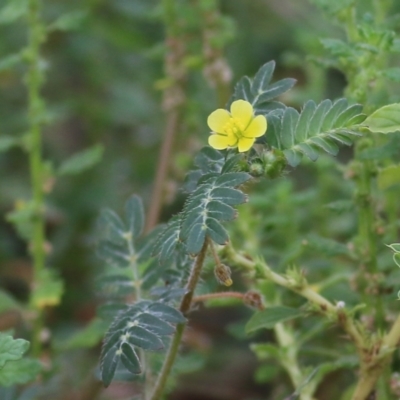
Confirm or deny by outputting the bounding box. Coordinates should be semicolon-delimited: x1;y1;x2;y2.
223;117;245;139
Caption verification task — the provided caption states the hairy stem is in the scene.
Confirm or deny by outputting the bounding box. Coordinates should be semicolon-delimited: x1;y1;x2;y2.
224;246;365;350
27;0;46;357
275;323;315;400
192;291;244;303
149;238;209;400
145;0;187;233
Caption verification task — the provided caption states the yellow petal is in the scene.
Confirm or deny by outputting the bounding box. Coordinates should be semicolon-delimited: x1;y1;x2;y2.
227;133;238;146
208;134;231;150
244;115;267;138
207;109;231;133
237;137;255;152
230;100;253;127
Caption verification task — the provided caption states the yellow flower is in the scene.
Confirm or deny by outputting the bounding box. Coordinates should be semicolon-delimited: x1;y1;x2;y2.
207;99;267;152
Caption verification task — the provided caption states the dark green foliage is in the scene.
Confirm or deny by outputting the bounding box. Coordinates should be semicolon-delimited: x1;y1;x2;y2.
100;301;185;386
96;195;188;387
229;60;296;114
154;168;251;258
96;195;160;280
95;274;135;299
304;234;353;258
265;99;365;166
183;147;243;192
246;307;305;334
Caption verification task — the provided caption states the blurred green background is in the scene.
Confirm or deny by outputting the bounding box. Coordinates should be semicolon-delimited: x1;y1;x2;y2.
1;0;400;399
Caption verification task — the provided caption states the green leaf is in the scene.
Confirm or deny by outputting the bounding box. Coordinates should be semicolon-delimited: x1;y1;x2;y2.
308;99;332;137
0;334;29;368
304;234;351;257
324;200;354;213
383;68;400;82
97;302;128;320
96;274;135;297
229;61;296;108
210;187;247;205
186;223;206;254
127;326;164;350
58;144;104;176
0;53;22;72
31;269;64;309
297;143;319;161
245;306;304;333
308;136;339;155
386;243;400;253
283;149;302;167
378;165;400;190
97;209;127;245
0;0;29;25
146;302;186;324
152;217;183;265
0;290;20;314
101;344;119;387
97;241;130;268
48;10;87;31
0;136;20;153
256;78;296;104
215;172;250;188
364;104;400;134
194;147;224;173
0;334;41;387
266;99;363;167
60;318;108;350
221;153;244;173
251;61;275;95
232;76;252;103
120;342;140;374
206;200;236;221
100;301;184;386
0;358;41;387
295;100;316;143
250;343;281;360
394;253;400;268
135;313;175;336
125;195;144;238
205;218;229;245
332;104;363;128
358;133;400;160
281;107;299;148
320;98;348;131
316;358;358;387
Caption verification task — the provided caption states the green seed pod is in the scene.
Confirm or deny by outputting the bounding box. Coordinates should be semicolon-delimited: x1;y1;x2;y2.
249;162;264;177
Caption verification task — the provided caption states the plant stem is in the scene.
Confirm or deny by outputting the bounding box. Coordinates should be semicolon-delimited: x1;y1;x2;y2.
145;0;187;233
275;322;315;400
27;0;46;357
192;291;244;303
125;233;148;398
341;1;384;329
149;238;209;400
224;246;365;350
199;0;232;108
350;306;400;399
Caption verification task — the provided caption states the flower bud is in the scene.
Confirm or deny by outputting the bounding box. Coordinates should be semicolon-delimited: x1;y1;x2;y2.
243;290;264;310
214;264;232;286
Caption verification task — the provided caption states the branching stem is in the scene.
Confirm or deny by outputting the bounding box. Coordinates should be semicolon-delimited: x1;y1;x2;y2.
149;238;209;400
